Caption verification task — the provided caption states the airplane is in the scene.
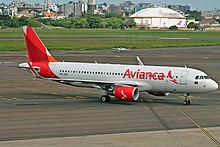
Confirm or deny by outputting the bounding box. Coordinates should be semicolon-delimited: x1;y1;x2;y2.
19;26;218;105
113;47;131;52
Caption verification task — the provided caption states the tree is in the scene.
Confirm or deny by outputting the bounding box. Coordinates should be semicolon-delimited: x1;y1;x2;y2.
187;22;195;29
187;22;200;30
10;18;20;28
169;25;178;31
105;13;122;19
185;10;204;21
0;15;11;20
42;19;52;26
87;17;103;29
61;19;73;29
106;17;122;29
81;13;104;19
193;23;200;30
74;18;88;28
125;18;136;28
27;18;41;27
19;16;29;26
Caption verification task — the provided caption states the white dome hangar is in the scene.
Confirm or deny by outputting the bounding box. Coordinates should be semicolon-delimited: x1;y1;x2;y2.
130;8;186;28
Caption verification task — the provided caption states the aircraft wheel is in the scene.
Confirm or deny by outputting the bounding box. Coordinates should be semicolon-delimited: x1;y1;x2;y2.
184;93;190;105
184;99;191;105
101;95;111;102
187;99;191;105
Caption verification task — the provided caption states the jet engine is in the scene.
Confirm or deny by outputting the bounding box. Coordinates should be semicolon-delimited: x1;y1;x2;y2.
112;86;139;101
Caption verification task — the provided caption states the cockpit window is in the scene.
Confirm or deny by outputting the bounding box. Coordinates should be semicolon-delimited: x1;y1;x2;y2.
195;76;199;80
195;75;210;80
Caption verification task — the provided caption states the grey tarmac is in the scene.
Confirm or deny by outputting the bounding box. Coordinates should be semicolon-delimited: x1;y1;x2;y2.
0;46;220;146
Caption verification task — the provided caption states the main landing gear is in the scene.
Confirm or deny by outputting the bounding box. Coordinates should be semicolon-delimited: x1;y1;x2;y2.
101;95;111;102
184;93;191;105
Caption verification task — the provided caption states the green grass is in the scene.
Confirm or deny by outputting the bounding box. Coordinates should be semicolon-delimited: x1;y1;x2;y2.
0;40;26;51
1;28;220;38
1;39;220;51
0;28;220;51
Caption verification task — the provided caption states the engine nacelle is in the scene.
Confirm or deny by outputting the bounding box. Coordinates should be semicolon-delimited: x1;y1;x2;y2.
113;86;139;101
148;92;169;96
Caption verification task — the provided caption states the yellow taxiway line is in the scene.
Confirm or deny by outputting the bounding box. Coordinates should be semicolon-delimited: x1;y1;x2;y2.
178;107;220;147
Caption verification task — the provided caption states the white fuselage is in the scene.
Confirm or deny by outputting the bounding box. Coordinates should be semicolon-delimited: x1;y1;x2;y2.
48;62;218;94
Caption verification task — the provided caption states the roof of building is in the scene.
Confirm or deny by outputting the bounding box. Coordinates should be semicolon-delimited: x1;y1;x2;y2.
200;18;216;24
130;7;185;19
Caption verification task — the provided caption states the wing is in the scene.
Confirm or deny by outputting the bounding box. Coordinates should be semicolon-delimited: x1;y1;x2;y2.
52;78;152;92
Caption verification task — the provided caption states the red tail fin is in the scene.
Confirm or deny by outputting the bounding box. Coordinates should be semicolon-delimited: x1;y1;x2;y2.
23;26;57;62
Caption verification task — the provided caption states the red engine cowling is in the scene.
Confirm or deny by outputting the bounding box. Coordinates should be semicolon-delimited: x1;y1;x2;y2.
148;92;169;96
114;86;139;101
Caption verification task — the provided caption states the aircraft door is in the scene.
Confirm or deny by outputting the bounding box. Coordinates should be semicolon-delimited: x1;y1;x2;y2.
180;71;188;85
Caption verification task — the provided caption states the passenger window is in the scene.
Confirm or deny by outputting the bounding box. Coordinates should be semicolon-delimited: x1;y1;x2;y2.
194;81;198;84
204;76;209;79
195;76;199;80
200;76;204;79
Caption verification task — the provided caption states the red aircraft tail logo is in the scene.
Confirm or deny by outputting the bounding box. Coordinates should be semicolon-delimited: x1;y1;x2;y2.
23;26;59;78
23;26;57;63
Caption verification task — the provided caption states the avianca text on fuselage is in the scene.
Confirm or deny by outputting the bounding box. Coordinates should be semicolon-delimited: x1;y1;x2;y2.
123;69;165;80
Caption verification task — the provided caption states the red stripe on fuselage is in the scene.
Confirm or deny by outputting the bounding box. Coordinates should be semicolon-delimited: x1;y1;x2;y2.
31;62;59;78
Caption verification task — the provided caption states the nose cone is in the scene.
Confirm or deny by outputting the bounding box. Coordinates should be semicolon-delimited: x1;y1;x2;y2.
209;80;218;92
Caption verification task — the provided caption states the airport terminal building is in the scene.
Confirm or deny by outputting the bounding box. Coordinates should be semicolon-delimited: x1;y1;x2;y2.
130;7;187;28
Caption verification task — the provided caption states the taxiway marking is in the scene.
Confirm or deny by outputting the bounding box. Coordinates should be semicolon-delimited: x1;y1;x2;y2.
0;83;83;101
177;95;201;99
0;96;23;101
178;107;220;147
203;57;209;59
65;96;85;99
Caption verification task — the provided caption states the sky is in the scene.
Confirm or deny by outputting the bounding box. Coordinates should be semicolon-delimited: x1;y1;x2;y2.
1;0;220;10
